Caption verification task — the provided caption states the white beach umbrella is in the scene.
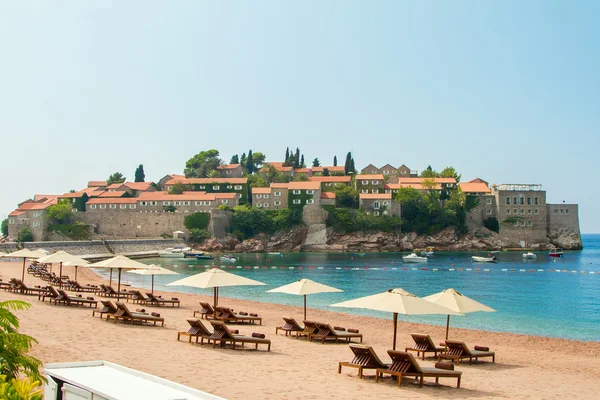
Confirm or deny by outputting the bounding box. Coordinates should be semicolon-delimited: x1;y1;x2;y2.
267;278;343;320
330;288;463;350
126;265;178;294
423;288;496;339
37;251;90;287
86;255;151;301
0;248;44;283
167;268;266;307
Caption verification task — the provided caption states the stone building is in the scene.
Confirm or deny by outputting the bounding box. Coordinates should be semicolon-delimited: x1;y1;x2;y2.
7;195;59;241
163;177;249;204
359;193;401;217
460;178;496;229
307;175;351;192
360;164;380;174
158;174;185;190
311;166;345;176
251;181;322;209
217;164;244;178
106;181;156;197
355;174;385;194
251;187;288;210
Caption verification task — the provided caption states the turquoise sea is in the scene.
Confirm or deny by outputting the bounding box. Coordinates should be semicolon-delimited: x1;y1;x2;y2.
108;234;600;342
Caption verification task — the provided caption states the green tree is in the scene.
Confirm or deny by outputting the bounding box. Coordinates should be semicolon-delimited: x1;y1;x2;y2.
207;170;221;178
294;148;301;168
168;183;191;194
252;152;266;171
134;164;145;182
188;228;210;244
246;150;254;174
284;147;290;164
484;217;500;233
344;152;356;175
163;205;176;213
106;172;126;185
240;152;247;166
230;154;239;164
17;228;33;243
300;154;305;168
247;174;269;187
46;199;74;224
334;184;359;208
420;165;440;178
293;173;308;182
440;166;461;183
0;375;43;400
184;212;210;230
323;168;330;176
333;155;337;166
1;219;7;237
312;158;320;167
184;149;222;178
0;300;43;382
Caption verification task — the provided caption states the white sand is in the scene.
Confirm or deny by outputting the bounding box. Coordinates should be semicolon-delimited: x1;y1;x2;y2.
2;261;599;399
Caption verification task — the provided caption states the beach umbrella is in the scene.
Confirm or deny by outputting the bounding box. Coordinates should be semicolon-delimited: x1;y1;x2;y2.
126;265;178;294
330;288;462;350
86;255;150;301
167;268;266;307
267;278;343;321
423;288;496;340
37;251;89;288
0;248;44;283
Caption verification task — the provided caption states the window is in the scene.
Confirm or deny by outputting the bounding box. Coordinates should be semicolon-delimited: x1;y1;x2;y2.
256;203;262;208
514;209;518;214
33;222;40;228
554;209;558;214
263;203;269;208
383;210;388;215
307;190;315;195
566;209;569;214
212;185;219;190
371;180;378;185
306;199;314;204
560;209;564;214
109;204;117;209
9;219;14;224
520;197;524;205
274;201;281;206
372;189;380;193
361;190;368;194
520;209;525;214
486;209;491;215
120;204;127;209
264;195;270;199
195;201;201;206
505;197;510;205
373;201;381;210
383;201;389;206
256;194;262;199
234;185;242;190
33;212;40;218
274;191;281;197
292;190;301;195
150;201;157;206
99;204;106;209
534;197;539;205
227;185;233;189
204;201;211;206
221;199;229;204
199;185;205;189
140;201;147;206
513;220;518;226
527;220;532;226
326;183;332;186
90;204;97;209
527;197;531;205
506;209;510;214
292;199;301;204
185;201;190;206
486;198;492;205
520;220;525;226
527;209;532;214
373;211;380;216
513;197;518;205
129;204;136;209
163;201;171;206
226;171;232;175
534;209;538;215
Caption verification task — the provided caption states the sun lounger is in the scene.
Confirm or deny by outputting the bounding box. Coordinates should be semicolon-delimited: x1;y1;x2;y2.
67;280;97;293
209;320;271;351
302;321;320;339
94;300;149;319
9;279;47;296
128;290;150;305
214;306;262;325
57;290;98;308
177;319;215;345
376;350;462;388
275;317;308;338
39;286;66;304
405;333;446;360
338;345;390;378
309;322;363;344
109;302;164;326
193;302;215;319
100;285;135;298
439;340;495;365
145;292;180;307
0;280;12;290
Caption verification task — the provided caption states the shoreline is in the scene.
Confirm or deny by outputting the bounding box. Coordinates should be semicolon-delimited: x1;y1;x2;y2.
2;260;599;399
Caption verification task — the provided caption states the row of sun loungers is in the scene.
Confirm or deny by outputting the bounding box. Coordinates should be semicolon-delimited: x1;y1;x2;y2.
129;290;181;307
193;302;262;324
404;333;496;364
92;300;165;326
177;319;271;351
275;317;363;344
38;286;98;307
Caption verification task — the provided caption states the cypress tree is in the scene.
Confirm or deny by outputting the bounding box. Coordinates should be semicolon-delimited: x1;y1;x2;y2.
240;153;247;165
344;152;351;175
294;148;300;168
134;164;145;182
333;156;337;166
230;154;239;164
285;147;290;163
312;158;320;167
246;150;254;174
300;154;305;168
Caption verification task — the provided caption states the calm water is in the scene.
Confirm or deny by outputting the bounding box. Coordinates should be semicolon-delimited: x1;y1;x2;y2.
106;234;600;342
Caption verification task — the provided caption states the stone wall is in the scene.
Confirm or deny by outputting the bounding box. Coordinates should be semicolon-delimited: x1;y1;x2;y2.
0;239;184;256
208;210;233;238
78;212;188;239
547;204;580;232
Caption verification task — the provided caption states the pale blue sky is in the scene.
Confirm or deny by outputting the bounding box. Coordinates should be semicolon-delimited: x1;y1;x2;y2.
1;1;598;232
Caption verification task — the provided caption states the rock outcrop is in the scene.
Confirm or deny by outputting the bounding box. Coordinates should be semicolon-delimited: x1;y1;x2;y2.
548;228;583;250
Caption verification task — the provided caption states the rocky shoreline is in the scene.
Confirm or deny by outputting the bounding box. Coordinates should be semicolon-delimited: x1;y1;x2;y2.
196;225;583;253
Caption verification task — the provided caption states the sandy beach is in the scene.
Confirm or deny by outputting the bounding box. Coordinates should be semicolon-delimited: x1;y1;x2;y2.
2;260;599;400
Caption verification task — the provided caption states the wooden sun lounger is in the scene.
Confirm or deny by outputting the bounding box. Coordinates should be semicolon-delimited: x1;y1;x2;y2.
39;286;66;305
177;319;214;345
275;317;308;338
100;285;135;298
9;279;48;296
128;290;150;305
376;350;462;388
215;306;262;325
193;302;215;319
209;321;271;351
338;345;390;378
309;322;363;344
145;292;180;307
439;340;496;365
68;280;98;293
94;300;149;319
57;290;98;308
109;302;164;326
405;333;446;360
302;321;320;339
0;280;12;290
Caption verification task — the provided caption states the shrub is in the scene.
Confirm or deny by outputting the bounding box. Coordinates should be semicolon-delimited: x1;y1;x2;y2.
184;212;210;230
163;205;176;213
483;217;500;233
1;219;8;237
217;204;230;211
230;206;302;240
326;209;402;233
47;223;91;240
189;228;211;244
17;228;33;243
46;199;74;224
0;376;43;400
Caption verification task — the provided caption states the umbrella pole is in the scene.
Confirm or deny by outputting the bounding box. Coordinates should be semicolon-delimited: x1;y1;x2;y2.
117;269;122;302
75;266;78;282
304;294;307;321
109;269;113;286
393;312;398;351
21;258;26;282
59;262;63;288
152;275;155;295
446;315;450;340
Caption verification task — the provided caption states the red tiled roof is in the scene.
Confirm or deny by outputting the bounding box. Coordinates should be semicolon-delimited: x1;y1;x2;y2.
165;178;247;185
270;183;289;189
360;193;393;200
294;168;311;173
261;163;293;173
59;191;87;199
287;182;321;190
106;183;123;190
88;181;107;187
8;210;26;217
252;188;271;194
81;187;104;195
320;192;336;199
33;195;58;202
399;177;456;184
396;183;442;190
217;164;241;170
459;182;491;194
123;182;154;191
98;191;128;198
308;176;351;183
311;166;345;173
355;174;385;180
137;191;238;201
87;198;138;205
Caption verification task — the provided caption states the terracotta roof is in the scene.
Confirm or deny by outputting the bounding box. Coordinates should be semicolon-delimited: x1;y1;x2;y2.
355;174;385;180
311;166;345;173
261;163;293;173
360;193;393;200
467;178;489;185
98;191;128;198
88;181;107;187
17;201;57;211
33;195;58;202
59;191;87;199
320;192;336;199
380;164;397;171
252;188;272;195
214;193;238;199
294;168;311;173
270;183;289;189
87;198;138;205
165;178;248;185
81;187;104;195
106;183;123;189
308;176;351;183
8;210;26;217
217;164;241;170
123;182;154;191
136;191;238;201
459;182;491;194
398;183;442;190
287;182;321;190
399;177;456;184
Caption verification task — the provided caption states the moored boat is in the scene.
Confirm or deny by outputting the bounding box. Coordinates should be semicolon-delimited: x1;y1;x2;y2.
195;254;214;260
402;253;428;263
220;255;237;263
549;248;564;257
158;247;191;258
420;247;435;257
522;252;537;260
471;255;498;263
184;251;206;258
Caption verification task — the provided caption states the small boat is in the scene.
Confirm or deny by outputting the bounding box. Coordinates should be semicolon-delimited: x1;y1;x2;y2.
184;251;206;258
158;247;191;258
195;254;214;260
220;255;237;263
471;255;498;263
402;253;428;263
420;247;435;257
522;252;537;260
267;252;282;256
549;248;564;257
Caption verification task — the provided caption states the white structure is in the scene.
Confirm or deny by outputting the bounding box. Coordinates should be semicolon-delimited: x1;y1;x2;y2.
45;360;224;400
